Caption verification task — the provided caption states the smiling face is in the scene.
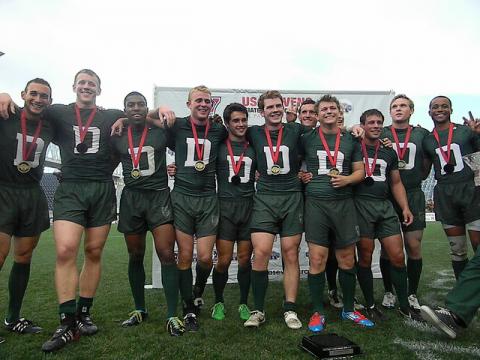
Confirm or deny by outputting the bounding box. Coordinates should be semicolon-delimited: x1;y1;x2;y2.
226;110;248;138
21;82;52;117
317;101;340;127
187;90;212;122
299;103;318;128
124;94;148;126
429;96;452;124
363;114;384;141
260;97;284;127
73;72;101;107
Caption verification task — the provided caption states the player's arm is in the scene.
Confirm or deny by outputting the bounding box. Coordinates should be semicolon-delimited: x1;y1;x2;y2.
422;157;432;179
347;124;365;138
390;169;414;226
146;106;176;128
330;160;365;188
0;93;18;118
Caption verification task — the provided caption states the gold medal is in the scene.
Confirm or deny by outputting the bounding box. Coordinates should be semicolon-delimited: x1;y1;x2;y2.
328;167;340;176
17;162;31;174
271;164;281;175
398;160;407;169
131;168;141;179
195;160;206;172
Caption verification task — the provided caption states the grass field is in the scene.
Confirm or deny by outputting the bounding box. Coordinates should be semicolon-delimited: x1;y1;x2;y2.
0;222;479;359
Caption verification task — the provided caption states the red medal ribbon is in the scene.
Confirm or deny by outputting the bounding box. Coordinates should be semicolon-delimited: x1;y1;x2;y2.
318;128;341;168
75;105;97;143
127;125;148;169
391;126;412;161
190;118;210;161
20;110;43;162
264;125;284;165
226;139;249;176
433;123;454;165
361;139;380;177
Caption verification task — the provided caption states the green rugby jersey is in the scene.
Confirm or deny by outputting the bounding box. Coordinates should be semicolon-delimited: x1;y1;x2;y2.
0;109;54;185
301;129;362;199
45;104;124;181
216;140;256;198
355;143;398;200
111;125;169;190
423;123;480;184
248;122;304;194
382;125;429;190
169;117;227;196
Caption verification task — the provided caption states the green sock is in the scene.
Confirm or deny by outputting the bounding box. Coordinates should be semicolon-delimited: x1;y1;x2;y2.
380;257;393;292
283;301;296;312
7;262;30;323
237;264;251;305
307;272;325;313
178;268;194;307
194;261;212;297
251;270;268;312
161;264;179;318
338;267;356;312
128;257;145;312
357;266;375;308
59;299;76;326
407;258;422;295
391;265;409;312
77;296;94;315
212;268;228;303
452;260;468;280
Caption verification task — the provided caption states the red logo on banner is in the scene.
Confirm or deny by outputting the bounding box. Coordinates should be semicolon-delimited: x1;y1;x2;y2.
211;96;222;116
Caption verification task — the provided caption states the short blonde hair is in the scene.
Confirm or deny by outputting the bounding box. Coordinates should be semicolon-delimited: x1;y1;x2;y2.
188;85;211;101
258;90;283;111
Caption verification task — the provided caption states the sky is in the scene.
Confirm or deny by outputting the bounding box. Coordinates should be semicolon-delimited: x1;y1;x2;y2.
1;0;479;128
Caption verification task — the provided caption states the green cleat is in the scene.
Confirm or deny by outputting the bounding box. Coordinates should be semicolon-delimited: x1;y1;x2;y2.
238;304;251;321
211;302;226;321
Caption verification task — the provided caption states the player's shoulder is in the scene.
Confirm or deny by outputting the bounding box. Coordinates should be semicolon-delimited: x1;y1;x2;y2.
412;125;430;137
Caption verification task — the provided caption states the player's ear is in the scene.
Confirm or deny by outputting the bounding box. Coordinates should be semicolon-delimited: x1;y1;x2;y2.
96;87;102;96
21;91;26;101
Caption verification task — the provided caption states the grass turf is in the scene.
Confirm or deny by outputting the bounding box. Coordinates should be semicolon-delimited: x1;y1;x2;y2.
0;222;479;359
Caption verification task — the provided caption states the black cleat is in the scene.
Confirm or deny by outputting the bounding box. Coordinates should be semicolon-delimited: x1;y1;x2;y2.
121;310;147;327
76;314;98;336
41;323;80;353
420;306;461;339
4;318;42;334
166;317;185;336
183;313;199;332
365;305;387;322
399;307;425;323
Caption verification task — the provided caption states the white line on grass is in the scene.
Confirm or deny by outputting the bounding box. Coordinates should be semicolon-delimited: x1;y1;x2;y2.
394;338;480;358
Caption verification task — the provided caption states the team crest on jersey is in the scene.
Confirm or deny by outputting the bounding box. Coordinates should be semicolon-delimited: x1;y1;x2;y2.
210;96;222;116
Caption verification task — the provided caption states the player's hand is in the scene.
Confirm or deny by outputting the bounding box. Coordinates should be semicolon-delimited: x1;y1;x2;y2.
210;114;223;124
350;125;364;138
380;137;393;148
298;171;313;184
329;174;350;188
463;111;480;134
286;105;297;123
402;208;414;226
0;93;16;119
111;118;126;136
167;163;177;177
159;106;176;127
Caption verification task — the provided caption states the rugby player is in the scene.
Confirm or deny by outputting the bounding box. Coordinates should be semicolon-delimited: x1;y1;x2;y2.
111;92;184;336
244;91;304;329
0;79;53;343
301;95;373;332
211;103;256;321
423;96;480;279
379;95;429;312
354;109;415;322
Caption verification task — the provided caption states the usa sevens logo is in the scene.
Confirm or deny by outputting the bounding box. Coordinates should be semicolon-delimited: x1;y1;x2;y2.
210;96;222;116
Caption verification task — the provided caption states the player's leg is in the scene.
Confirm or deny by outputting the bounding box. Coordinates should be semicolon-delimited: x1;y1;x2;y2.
212;238;234;320
0;232;11;273
380;246;396;308
236;239;253;320
307;243;328;332
356;237;376;309
194;235;216;306
326;235;342;308
176;230;195;317
404;230;423;309
443;225;469;279
280;234;302;329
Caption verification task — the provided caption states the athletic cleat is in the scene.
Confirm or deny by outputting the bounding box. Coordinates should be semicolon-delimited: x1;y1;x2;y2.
166;317;185;336
341;310;374;328
408;294;421;311
4;318;42;334
284;311;302;329
183;313;199;332
354;298;365;310
211;302;226;321
121;310;147;327
308;312;326;333
382;292;396;309
399;307;425;323
76;314;98;336
420;306;461;339
41;323;80;353
328;290;344;309
238;304;251;321
364;305;387;322
244;310;265;328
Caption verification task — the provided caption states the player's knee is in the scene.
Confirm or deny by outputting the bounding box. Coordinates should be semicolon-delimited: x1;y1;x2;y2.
13;251;33;264
236;253;251;268
448;235;468;261
84;245;104;263
56;244;78;264
197;255;213;267
308;252;327;271
337;252;355;269
389;252;405;267
216;254;232;270
357;250;373;267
